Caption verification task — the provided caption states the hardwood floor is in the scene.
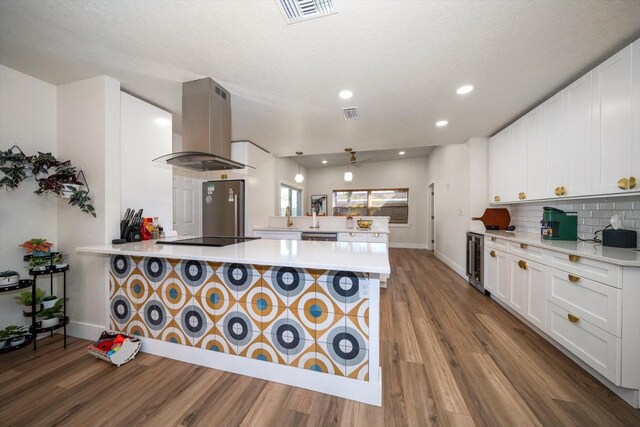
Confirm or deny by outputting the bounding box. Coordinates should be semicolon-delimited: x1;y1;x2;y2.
1;249;640;426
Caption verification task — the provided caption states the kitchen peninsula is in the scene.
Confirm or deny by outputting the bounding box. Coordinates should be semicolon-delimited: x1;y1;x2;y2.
77;238;389;405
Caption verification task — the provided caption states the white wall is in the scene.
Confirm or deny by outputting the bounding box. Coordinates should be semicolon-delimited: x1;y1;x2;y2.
425;138;489;276
120;92;173;231
57;76;121;338
0;65;58;328
307;157;430;247
274;157;308;216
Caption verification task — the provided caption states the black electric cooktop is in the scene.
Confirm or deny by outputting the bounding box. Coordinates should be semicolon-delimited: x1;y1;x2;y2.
156;236;259;247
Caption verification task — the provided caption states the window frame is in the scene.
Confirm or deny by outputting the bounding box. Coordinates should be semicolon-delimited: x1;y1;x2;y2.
280;183;303;217
332;187;409;224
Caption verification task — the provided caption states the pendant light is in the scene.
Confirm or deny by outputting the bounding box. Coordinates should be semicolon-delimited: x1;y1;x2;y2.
294;152;304;183
344;148;354;182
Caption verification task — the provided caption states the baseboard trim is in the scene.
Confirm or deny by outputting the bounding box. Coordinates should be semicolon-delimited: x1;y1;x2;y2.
389;243;429;249
434;251;467;279
64;321;106;341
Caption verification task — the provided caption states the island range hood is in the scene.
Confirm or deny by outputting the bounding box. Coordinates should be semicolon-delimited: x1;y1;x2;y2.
153;78;251;171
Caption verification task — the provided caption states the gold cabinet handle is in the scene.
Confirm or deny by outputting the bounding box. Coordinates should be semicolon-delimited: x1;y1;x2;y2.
494;195;501;202
554;186;567;196
491;237;496;241
568;274;580;283
521;192;527;200
520;243;528;249
349;232;356;237
617;177;629;190
490;250;496;258
567;313;580;323
568;254;580;263
629;176;638;190
517;260;528;270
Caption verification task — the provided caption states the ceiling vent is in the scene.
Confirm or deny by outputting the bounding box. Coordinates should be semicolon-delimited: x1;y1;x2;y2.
342;107;358;121
276;0;336;24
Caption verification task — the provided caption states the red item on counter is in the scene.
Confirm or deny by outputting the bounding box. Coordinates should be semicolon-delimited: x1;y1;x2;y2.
141;224;151;240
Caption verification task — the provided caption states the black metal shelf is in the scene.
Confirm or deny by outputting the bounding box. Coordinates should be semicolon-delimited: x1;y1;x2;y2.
29;317;70;334
0;337;34;354
0;279;33;293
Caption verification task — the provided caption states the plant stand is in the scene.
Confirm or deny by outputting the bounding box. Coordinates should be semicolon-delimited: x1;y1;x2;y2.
23;253;69;351
0;279;34;354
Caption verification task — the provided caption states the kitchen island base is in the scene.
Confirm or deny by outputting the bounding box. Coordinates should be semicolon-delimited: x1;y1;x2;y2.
102;251;383;406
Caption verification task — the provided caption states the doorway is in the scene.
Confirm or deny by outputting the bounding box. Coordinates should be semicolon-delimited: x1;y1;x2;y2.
428;182;435;251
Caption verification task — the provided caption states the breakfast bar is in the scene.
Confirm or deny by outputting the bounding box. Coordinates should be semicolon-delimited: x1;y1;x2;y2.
77;238;390;406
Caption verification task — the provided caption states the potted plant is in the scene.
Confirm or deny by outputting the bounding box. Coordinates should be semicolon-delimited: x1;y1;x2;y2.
37;298;65;328
27;256;52;272
20;238;54;257
52;252;68;269
0;145;29;189
42;294;59;309
15;288;45;314
0;325;29;348
0;270;19;287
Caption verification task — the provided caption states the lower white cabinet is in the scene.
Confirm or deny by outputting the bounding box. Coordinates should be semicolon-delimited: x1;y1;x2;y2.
338;232;368;242
253;231;302;240
484;247;509;299
508;255;546;330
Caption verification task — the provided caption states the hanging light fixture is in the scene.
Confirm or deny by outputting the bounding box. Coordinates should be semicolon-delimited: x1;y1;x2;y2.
294;152;304;183
344;148;354;182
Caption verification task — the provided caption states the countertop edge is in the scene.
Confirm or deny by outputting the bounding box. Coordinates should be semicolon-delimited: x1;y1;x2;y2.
472;230;640;267
76;245;392;275
253;227;390;234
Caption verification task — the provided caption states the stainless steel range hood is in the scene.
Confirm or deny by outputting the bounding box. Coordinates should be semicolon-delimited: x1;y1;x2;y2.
153;78;251;171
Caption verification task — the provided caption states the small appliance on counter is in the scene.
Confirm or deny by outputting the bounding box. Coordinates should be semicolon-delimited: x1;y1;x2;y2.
540;207;577;241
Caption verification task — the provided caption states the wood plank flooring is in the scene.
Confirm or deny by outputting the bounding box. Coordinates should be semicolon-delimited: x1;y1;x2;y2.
1;249;640;426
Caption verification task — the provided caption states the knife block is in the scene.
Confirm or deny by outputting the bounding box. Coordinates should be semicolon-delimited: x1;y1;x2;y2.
127;230;141;242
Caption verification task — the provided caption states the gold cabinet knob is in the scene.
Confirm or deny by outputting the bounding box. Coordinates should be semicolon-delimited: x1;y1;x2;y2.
490;250;496;258
491;237;496;241
554;186;561;196
520;192;527;200
568;274;580;283
518;260;528;270
520;243;528;249
629;176;638;190
568;254;580;262
567;313;580;323
494;195;501;202
618;177;629;190
349;232;356;237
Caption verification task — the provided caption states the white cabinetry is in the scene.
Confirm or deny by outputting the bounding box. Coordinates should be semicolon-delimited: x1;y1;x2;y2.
507;254;546;330
484;246;509;300
542;93;567;198
591;45;634;195
489;40;640;203
253;230;301;240
564;72;593;197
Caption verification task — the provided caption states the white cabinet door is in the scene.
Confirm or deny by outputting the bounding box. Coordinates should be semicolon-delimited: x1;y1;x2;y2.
489;130;510;204
525;107;546;200
508;255;526;313
510;118;527;202
523;259;547;331
592;44;633;195
632;41;640;187
494;249;510;302
489;134;500;204
484;247;497;293
542;93;568;198
564;72;593;197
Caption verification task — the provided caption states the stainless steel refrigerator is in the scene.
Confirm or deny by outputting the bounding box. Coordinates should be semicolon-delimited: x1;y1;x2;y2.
202;180;245;236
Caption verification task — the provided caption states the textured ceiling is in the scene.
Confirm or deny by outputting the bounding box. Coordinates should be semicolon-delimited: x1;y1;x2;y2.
287;146;433;169
1;1;639;157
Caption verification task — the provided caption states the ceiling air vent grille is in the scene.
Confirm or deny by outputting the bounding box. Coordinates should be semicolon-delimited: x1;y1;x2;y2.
342;107;358;121
276;0;335;24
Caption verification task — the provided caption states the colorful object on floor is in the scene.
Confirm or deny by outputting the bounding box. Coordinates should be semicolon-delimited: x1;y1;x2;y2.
87;331;141;367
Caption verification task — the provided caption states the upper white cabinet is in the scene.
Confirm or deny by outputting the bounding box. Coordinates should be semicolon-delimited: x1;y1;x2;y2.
525;107;546;200
489;40;640;204
592;45;634;195
542;93;567;198
564;72;593;197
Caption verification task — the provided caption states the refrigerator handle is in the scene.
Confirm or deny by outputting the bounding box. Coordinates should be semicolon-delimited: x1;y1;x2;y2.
234;194;238;236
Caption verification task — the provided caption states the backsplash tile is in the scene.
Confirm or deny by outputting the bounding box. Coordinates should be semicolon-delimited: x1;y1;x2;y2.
507;195;640;246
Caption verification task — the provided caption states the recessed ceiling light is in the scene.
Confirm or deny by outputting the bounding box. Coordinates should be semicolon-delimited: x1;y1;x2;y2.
153;117;171;127
436;120;448;127
456;85;474;95
322;160;327;164
399;151;405;155
339;90;353;100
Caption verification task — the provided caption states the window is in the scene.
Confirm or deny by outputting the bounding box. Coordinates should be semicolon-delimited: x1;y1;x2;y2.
281;184;302;216
333;188;409;224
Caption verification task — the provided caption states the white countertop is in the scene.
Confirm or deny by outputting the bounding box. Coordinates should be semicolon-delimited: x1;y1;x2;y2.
76;238;391;274
474;230;640;267
253;226;390;234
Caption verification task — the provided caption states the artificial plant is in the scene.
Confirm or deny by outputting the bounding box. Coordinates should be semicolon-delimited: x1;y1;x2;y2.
0;145;96;217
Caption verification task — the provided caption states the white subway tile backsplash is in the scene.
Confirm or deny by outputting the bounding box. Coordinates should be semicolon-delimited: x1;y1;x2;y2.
508;195;640;247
